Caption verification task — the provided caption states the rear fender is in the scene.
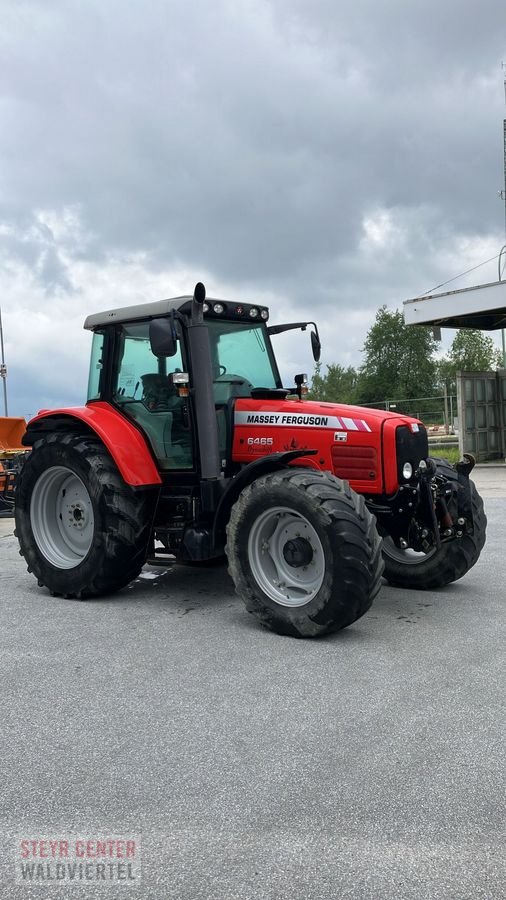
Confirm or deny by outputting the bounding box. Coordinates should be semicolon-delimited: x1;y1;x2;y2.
23;402;162;487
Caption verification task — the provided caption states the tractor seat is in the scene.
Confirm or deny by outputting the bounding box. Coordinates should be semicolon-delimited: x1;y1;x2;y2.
141;373;179;411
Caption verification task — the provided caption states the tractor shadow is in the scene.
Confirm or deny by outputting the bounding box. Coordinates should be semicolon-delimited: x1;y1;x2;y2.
113;565;477;637
28;561;479;640
124;560;236;614
364;575;477;628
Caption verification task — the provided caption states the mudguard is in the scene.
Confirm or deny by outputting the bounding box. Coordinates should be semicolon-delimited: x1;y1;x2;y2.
22;401;162;487
212;449;318;543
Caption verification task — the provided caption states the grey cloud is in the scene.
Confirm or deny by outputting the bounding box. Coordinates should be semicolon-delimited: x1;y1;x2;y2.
0;214;74;292
2;0;504;302
1;0;506;420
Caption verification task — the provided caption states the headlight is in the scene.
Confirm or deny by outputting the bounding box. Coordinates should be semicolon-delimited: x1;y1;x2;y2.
402;462;413;480
249;307;259;318
213;303;224;314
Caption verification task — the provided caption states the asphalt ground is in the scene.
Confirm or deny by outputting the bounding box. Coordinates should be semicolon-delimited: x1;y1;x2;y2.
0;467;504;899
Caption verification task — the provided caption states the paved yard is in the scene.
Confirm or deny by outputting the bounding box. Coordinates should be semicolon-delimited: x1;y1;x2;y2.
0;467;504;899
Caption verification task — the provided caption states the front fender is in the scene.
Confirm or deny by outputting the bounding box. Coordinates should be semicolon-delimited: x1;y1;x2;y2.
213;449;318;543
23;402;162;487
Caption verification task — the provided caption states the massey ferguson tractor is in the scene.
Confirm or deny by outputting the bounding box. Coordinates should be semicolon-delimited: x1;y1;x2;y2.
15;284;486;638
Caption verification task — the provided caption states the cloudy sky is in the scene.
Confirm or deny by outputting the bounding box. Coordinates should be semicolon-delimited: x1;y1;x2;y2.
1;0;506;418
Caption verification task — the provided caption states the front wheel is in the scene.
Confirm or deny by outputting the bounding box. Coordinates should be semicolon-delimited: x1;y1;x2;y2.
15;433;154;598
382;457;486;590
226;468;383;638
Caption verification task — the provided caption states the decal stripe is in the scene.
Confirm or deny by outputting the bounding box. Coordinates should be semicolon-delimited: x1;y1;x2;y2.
235;411;344;428
234;411;374;431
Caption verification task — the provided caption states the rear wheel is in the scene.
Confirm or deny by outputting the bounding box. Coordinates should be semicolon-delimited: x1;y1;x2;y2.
226;467;383;638
15;433;154;598
382;457;486;590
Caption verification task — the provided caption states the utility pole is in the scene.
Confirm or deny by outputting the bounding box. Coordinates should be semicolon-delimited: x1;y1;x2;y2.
0;306;8;416
501;63;506;367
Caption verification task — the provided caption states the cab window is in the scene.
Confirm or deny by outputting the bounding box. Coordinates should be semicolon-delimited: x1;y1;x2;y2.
87;332;105;401
112;322;193;471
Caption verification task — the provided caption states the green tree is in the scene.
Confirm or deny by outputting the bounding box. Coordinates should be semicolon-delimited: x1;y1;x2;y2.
356;307;438;407
309;362;358;403
437;329;502;393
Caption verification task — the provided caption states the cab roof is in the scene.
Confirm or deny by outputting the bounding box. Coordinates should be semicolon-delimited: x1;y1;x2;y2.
84;296;197;331
83;296;269;330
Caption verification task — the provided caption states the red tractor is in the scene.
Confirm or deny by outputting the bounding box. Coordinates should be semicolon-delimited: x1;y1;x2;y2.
15;284;486;638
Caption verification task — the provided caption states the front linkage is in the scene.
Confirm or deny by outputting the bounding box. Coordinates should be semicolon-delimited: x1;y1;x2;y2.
370;453;486;591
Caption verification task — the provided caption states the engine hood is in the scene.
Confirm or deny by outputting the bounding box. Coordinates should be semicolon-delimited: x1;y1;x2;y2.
234;397;422;433
233;397;427;496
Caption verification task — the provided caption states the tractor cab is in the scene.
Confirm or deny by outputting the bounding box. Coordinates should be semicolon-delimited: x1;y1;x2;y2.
84;288;317;478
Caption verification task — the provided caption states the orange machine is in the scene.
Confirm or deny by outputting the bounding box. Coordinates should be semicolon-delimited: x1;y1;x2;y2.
0;416;26;455
0;417;27;515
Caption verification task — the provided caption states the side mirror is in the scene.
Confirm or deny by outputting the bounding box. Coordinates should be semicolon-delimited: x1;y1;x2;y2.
311;330;321;362
149;317;178;358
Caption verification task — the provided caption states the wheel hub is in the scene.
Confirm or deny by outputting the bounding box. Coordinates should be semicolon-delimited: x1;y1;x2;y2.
68;502;88;529
282;536;314;568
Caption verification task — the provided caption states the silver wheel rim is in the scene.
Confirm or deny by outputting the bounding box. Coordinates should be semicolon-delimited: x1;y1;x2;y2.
248;506;325;607
382;536;437;566
30;466;94;569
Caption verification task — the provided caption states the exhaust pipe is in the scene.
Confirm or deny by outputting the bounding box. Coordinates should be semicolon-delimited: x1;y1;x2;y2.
186;283;221;481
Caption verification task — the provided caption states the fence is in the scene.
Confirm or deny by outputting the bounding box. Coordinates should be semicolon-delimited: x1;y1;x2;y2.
361;373;506;461
361;394;458;431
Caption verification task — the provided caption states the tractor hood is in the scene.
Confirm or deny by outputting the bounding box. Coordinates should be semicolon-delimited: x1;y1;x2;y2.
232;397;428;496
233;397;420;433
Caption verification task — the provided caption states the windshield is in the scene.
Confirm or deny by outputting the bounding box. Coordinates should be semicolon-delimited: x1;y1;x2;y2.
206;320;280;388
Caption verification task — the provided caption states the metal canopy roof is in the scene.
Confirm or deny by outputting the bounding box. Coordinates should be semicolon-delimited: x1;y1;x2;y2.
403;280;506;330
84;296;191;330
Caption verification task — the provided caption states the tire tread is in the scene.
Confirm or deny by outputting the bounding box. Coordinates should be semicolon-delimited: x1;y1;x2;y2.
226;467;383;638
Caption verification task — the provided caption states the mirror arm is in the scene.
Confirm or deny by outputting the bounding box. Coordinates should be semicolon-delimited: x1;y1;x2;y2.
268;321;310;335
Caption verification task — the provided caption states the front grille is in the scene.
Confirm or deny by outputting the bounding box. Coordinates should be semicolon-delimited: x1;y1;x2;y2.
395;424;429;479
331;446;378;481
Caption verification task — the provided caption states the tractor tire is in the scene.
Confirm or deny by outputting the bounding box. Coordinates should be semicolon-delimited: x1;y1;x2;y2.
382;457;486;590
15;433;154;598
226;467;383;638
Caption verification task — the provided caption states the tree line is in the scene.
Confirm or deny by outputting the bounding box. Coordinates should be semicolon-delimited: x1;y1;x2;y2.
309;306;503;419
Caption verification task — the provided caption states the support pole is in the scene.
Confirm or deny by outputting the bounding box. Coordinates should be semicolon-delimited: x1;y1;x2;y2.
0;306;8;417
443;383;449;434
503;118;506;366
502;66;506;364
